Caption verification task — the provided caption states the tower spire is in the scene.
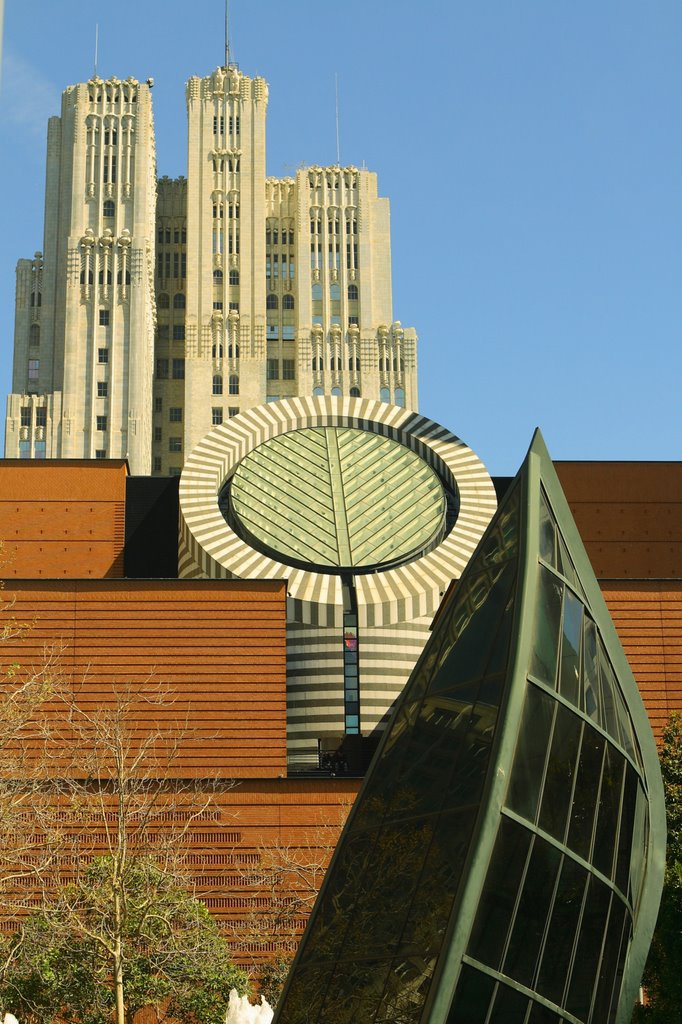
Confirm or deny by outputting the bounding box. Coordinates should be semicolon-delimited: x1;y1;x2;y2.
94;23;99;77
225;0;230;68
335;73;341;165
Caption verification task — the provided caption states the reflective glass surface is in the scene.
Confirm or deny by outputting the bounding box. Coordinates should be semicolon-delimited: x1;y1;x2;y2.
468;816;532;970
529;565;562;686
446;965;496;1023
276;480;522;1023
473;486;646;1024
506;684;555;823
503;836;562;988
277;447;658;1024
537;703;582;842
488;983;531;1022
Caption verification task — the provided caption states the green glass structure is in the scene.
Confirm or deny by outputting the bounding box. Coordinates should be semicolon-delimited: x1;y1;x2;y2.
228;425;447;571
273;431;665;1024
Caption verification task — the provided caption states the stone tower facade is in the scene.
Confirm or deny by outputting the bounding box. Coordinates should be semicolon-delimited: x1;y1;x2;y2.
183;65;269;460
6;77;157;474
6;64;418;476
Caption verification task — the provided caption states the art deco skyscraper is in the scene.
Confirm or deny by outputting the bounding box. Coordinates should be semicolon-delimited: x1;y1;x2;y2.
6;77;157;474
151;62;418;473
182;64;268;457
7;59;418;476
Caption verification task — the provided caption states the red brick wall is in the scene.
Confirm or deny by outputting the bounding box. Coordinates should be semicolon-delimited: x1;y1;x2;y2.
0;579;311;963
2;579;288;778
556;461;682;579
602;582;682;741
0;461;127;578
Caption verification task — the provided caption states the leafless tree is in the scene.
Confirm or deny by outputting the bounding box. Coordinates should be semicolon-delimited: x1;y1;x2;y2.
231;807;351;1005
0;573;66;934
0;591;246;1024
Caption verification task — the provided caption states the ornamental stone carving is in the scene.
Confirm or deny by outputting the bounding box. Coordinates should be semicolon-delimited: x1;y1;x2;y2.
212;67;225;94
253;77;268;103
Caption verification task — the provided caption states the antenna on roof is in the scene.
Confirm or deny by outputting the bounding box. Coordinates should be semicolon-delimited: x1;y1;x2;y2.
94;23;99;77
225;0;230;67
335;73;341;166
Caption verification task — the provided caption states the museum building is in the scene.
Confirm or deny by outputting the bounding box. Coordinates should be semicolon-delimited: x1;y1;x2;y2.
274;431;666;1024
0;399;679;985
2;35;679;1009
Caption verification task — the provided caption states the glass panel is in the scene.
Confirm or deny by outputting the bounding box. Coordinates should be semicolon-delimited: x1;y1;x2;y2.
593;741;625;879
477;485;520;568
351;701;434;830
320;958;394;1024
375;815;480;1023
468;816;533;971
598;646;622;747
538;703;582;843
415;573;497;699
386;695;476;821
294;829;378;968
373;699;422;766
445;965;496;1024
591;897;628;1024
503;835;561;988
373;955;433;1024
629;781;648;910
614;763;638;896
399;807;478;965
565;876;611;1021
488;982;530;1023
506;684;555;825
582;617;601;725
428;563;515;696
539;489;556;566
558;589;583;707
337;819;434;961
442;699;498;814
536;854;587;1006
557;532;581;592
476;672;505;710
483;585;516;680
275;961;329;1023
530;565;563;687
612;682;638;764
609;921;632;1024
526;1002;562;1023
567;729;604;860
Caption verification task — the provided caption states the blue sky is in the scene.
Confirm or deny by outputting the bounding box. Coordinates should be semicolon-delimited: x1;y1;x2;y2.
1;1;681;474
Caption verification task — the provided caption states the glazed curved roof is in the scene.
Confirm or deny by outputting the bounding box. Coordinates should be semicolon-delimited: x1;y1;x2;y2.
229;426;446;570
178;396;498;627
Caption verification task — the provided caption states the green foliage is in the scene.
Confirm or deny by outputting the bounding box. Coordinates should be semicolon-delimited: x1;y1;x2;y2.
0;857;248;1024
257;955;292;1008
633;713;682;1023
